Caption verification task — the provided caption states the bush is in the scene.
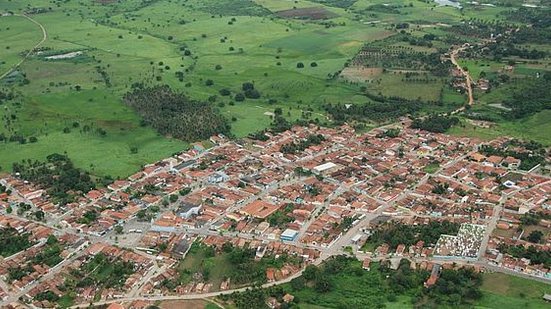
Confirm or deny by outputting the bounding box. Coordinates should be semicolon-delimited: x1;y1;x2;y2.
235;93;245;102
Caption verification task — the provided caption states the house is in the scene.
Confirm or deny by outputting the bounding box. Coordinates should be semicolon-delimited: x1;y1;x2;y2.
171;239;190;258
424;264;442;287
362;258;371;271
503;156;521;169
283;294;295;303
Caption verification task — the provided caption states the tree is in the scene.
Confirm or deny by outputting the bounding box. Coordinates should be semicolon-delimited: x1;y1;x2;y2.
34;210;45;221
527;230;544;243
303;265;319;280
242;82;254;91
115;225;123;234
290;276;305;291
205;79;214;86
314;276;332;293
235;93;245;102
310;62;318;67
296;62;304;68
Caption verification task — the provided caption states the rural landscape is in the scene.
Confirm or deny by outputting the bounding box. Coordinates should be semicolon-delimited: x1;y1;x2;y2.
0;0;550;308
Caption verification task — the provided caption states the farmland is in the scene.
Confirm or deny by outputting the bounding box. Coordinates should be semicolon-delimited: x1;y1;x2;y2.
1;0;550;178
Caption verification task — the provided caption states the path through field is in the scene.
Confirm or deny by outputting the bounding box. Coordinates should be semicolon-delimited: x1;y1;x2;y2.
0;14;48;80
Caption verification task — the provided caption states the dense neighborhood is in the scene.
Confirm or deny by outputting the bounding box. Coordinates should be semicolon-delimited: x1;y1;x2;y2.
0;120;550;308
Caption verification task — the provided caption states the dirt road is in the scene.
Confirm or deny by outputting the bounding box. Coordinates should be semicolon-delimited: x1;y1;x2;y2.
0;14;48;80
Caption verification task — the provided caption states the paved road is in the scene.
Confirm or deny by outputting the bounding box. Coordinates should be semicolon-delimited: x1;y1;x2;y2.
0;14;48;80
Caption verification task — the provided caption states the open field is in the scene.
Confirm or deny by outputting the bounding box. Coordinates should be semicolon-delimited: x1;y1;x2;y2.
0;0;396;177
449;110;551;146
475;272;551;309
159;299;218;309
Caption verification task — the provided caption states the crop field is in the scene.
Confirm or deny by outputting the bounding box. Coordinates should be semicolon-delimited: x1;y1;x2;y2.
0;0;549;177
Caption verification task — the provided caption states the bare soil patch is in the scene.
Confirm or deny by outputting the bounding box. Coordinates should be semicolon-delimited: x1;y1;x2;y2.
276;7;338;20
340;67;382;82
160;299;210;309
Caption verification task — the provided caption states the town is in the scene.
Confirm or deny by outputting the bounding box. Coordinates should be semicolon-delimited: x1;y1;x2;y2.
0;120;549;308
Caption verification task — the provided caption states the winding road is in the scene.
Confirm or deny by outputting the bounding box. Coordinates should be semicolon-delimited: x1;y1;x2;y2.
449;45;475;113
0;14;48;80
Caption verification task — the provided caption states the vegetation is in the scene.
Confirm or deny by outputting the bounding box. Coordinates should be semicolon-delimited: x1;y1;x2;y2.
123;85;231;141
67;253;135;290
224;256;483;309
267;203;294;228
32;235;64;267
12;153;96;205
365;221;460;250
497;244;551;268
0;227;32;257
280;134;325;154
411;115;460;133
479;144;546;171
478;272;551;309
170;242;301;291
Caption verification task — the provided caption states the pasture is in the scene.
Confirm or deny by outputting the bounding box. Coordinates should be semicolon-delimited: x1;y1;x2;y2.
0;0;547;177
476;272;551;309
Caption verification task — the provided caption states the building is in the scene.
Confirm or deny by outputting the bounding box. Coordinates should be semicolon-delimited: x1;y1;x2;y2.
177;202;202;219
280;228;299;242
312;162;339;175
362;258;371;271
171;239;190;258
351;234;363;244
208;171;229;184
240;200;281;219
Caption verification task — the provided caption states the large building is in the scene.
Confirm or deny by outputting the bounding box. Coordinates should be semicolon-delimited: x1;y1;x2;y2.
177;202;202;219
280;228;299;242
240;200;281;219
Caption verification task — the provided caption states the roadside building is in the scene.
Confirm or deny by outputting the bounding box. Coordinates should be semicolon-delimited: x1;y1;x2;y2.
280;228;299;242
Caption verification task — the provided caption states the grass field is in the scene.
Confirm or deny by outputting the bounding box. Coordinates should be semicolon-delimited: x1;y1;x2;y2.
0;0;393;177
450;110;551;146
0;0;548;178
0;15;44;72
475;272;551;309
178;243;235;290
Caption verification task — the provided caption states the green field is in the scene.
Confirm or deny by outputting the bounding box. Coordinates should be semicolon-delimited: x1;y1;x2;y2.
0;0;549;178
475;272;551;309
450;110;551;146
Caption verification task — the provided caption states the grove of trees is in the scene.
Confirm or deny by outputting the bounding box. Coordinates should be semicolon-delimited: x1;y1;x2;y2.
123;85;231;141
